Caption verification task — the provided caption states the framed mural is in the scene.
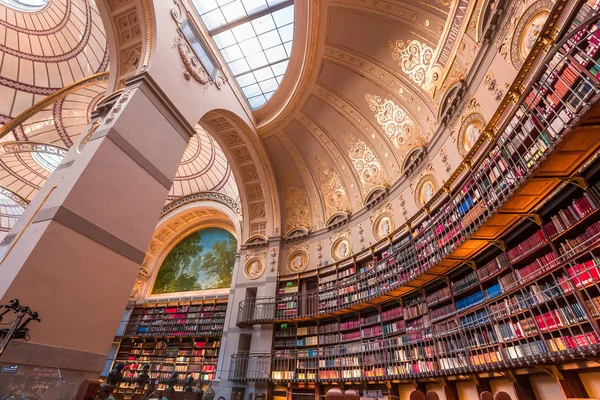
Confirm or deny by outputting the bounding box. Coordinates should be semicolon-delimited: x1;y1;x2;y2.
152;227;237;294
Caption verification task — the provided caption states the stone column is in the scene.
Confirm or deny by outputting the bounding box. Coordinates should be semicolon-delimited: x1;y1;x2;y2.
0;73;194;378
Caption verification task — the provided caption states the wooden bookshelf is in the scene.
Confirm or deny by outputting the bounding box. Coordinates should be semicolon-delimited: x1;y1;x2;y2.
112;300;226;398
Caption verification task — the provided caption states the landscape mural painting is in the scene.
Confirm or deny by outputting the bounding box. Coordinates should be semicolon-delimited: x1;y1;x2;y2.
152;227;237;294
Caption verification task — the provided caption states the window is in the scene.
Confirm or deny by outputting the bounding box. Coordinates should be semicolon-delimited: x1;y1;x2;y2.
32;151;63;173
193;0;295;110
0;0;48;12
181;20;218;79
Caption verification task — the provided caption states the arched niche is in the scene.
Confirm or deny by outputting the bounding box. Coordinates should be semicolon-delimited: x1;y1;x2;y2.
200;110;281;241
133;198;242;303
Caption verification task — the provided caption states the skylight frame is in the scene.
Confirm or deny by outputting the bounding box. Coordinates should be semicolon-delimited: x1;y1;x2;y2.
192;0;295;110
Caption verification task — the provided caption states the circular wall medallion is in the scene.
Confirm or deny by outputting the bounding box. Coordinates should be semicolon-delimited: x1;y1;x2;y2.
415;174;437;207
330;237;352;262
510;1;552;69
244;257;265;280
287;250;309;274
458;113;486;156
373;212;394;241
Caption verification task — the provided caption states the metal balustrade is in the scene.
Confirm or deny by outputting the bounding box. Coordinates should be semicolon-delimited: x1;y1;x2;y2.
231;230;600;383
236;9;600;327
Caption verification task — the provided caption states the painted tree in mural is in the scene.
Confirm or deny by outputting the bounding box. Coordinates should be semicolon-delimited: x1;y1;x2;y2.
152;228;237;294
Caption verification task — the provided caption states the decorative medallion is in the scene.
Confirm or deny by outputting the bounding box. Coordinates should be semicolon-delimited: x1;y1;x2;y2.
287;249;309;274
510;2;552;69
244;257;266;280
388;39;434;87
330;237;352;262
343;132;385;195
415;174;438;207
365;94;414;148
458;113;486;156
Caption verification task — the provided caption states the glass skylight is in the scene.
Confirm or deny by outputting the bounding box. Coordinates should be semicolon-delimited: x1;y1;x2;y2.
0;0;48;12
32;151;63;173
192;0;294;110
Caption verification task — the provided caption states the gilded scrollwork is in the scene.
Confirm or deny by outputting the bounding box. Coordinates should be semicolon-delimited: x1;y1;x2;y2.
365;94;415;148
315;156;350;218
388;39;434;87
343;132;385;195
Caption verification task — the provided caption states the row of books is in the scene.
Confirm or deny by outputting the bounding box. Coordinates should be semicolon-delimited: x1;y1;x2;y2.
543;193;597;238
507;230;548;263
452;271;478;294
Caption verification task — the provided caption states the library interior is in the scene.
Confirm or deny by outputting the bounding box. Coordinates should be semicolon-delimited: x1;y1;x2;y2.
2;0;600;399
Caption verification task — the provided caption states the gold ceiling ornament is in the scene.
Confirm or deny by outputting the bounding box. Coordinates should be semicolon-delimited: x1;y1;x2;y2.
343;132;386;195
282;174;311;233
388;39;434;88
413;173;438;208
365;94;414;149
315;156;350;219
286;242;310;274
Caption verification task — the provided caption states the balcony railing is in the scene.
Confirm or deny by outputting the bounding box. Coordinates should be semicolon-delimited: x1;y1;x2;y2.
237;8;600;327
231;231;600;383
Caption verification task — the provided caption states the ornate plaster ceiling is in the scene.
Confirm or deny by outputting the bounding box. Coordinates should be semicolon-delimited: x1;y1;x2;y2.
258;0;482;232
0;0;109;124
168;124;240;202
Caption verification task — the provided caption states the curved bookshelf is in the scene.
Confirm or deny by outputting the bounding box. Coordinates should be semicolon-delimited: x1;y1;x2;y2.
237;8;600;327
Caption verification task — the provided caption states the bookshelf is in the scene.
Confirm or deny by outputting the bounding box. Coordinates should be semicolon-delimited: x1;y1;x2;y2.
229;8;600;384
112;301;226;398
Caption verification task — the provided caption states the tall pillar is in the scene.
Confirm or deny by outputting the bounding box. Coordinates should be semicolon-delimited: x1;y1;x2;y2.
0;73;193;377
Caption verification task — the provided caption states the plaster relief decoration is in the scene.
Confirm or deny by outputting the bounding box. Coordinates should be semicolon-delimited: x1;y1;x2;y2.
365;94;418;149
370;202;394;241
330;236;352;262
171;0;225;88
511;2;552;69
282;174;311;234
315;156;350;219
388;39;434;88
270;247;278;272
458;113;486;156
286;242;310;274
440;147;452;174
398;194;409;222
244;257;266;280
105;89;136;124
410;164;437;208
344;132;386;195
484;72;505;101
77;120;102;154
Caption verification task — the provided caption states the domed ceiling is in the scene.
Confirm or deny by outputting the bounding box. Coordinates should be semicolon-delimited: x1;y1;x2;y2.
251;0;484;233
0;0;109;124
169;124;239;202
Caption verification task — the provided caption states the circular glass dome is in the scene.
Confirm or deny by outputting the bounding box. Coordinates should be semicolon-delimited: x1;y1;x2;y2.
31;151;63;173
0;0;49;12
